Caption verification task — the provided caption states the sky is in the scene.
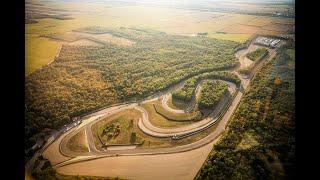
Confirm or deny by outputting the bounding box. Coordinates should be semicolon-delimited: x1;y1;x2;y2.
55;0;294;3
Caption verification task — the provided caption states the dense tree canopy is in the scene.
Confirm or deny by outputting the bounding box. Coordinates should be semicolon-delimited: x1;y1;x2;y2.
197;45;295;179
246;48;269;61
198;80;228;110
172;71;240;103
25;27;240;159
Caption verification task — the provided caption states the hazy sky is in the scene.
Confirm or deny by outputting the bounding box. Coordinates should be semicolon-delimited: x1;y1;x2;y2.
55;0;294;3
117;0;294;3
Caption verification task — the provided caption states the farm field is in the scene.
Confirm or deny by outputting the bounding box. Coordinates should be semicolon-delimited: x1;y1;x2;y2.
208;33;252;43
26;35;60;74
26;0;294;75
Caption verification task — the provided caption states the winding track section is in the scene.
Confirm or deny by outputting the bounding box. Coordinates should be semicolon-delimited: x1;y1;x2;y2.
136;80;237;137
161;79;236;114
39;38;282;179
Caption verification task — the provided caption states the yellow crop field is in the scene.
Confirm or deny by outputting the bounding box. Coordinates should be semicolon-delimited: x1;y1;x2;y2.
246;17;273;27
25;1;294;75
208;33;252;43
25;35;60;75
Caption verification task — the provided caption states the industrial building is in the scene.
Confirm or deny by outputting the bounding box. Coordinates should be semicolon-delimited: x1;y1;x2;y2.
254;36;281;48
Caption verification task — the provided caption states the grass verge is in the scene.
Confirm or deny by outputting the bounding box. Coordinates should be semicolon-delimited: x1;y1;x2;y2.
91;108;219;150
153;103;201;121
141;100;192;128
167;95;188;110
66;130;89;153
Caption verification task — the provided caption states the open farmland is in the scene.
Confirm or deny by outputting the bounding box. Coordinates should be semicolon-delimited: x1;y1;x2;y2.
26;35;61;74
26;0;294;75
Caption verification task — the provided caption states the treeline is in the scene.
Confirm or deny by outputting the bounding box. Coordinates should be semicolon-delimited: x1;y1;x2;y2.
239;48;269;75
196;45;295;179
235;35;257;51
172;77;197;102
74;26;165;41
25;27;239;160
198;71;241;85
198;81;228;110
172;71;240;103
246;48;269;61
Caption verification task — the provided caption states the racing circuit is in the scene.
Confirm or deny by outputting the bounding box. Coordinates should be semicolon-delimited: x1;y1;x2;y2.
31;36;283;179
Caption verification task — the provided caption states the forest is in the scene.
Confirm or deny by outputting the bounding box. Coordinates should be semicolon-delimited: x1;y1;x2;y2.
197;45;295;179
172;77;198;102
25;27;239;160
198;81;228;110
246;48;269;61
238;48;269;75
172;71;240;103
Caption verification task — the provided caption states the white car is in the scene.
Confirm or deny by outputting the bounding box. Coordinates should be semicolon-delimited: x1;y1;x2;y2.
172;134;179;140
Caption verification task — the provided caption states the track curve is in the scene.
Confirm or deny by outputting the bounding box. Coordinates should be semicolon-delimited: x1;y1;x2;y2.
41;38;282;173
136;80;237;137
